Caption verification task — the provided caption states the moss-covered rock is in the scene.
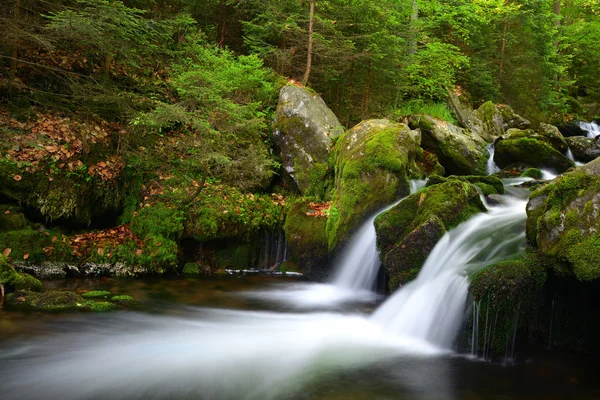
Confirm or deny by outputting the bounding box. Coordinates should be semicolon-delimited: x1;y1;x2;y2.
284;199;329;279
494;128;574;173
182;262;200;274
6;290;85;311
526;157;600;281
426;175;505;196
471;260;535;309
566;136;600;162
0;205;29;231
521;168;543;179
409;115;487;175
326;119;421;251
81;290;111;299
0;255;42;293
273;85;344;195
375;180;487;289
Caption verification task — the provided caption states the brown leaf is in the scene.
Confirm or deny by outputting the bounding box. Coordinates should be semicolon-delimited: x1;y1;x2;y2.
13;175;22;181
3;248;11;257
52;236;58;243
97;248;105;256
23;253;29;260
136;249;143;256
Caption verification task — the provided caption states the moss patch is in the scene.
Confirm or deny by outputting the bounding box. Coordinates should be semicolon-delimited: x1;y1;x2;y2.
81;290;111;299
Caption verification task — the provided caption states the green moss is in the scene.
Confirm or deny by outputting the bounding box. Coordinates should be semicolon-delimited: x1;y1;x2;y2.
326;121;417;251
0;206;29;231
284;200;329;266
0;227;72;263
7;273;43;292
214;244;253;270
471;260;533;309
376;181;486;253
86;301;118;312
567;234;600;281
7;290;85;312
110;295;135;302
521;168;543;179
81;290;111;299
495;136;573;172
389;268;420;289
182;262;200;274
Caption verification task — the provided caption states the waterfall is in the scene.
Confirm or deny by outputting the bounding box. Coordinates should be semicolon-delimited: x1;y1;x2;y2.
566;147;585;167
486;143;500;175
372;196;527;349
331;179;426;290
244;180;426;307
578;121;600;138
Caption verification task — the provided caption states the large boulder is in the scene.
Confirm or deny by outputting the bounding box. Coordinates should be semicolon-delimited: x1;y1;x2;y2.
494;128;573;173
409;115;488;175
446;89;530;142
526;157;600;281
273;85;344;195
566;136;600;162
326;119;420;251
375;180;487;290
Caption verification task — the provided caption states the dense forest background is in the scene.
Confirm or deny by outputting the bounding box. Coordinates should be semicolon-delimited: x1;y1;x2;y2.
0;1;599;271
2;0;599;127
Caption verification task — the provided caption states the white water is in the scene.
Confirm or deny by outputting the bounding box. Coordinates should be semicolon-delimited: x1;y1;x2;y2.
372;196;527;348
244;180;426;308
0;189;530;400
566;147;585;167
486;143;501;175
540;169;558;180
0;309;443;400
578;121;600;138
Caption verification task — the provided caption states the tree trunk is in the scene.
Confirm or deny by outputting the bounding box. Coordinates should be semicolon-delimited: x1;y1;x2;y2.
301;0;315;86
409;0;419;55
218;0;227;48
8;0;21;89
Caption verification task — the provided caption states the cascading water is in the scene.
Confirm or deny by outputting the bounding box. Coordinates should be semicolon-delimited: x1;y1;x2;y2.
486;143;501;175
371;195;527;348
244;180;426;307
332;179;426;290
0;184;533;400
578;121;600;138
566;147;585;167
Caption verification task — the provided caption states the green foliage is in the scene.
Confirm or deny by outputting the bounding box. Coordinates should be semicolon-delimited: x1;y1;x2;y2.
130;203;184;241
393;100;457;125
182;263;200;274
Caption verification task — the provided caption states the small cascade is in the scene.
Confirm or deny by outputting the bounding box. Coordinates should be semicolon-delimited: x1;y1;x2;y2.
372;196;527;349
540;169;557;180
471;301;480;355
331;179;426;290
486;143;501;175
258;230;287;270
578;121;600;138
566;147;585;167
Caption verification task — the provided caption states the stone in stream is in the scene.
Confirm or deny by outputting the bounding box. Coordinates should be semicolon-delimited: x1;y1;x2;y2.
566;136;600;162
375;180;487;290
526;156;600;281
326;119;421;252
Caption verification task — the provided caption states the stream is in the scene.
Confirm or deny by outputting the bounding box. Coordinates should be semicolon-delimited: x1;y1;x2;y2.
1;181;598;399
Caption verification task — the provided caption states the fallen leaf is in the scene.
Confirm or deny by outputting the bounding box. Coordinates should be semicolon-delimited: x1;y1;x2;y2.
23;253;29;260
3;248;11;257
97;248;105;256
13;175;22;181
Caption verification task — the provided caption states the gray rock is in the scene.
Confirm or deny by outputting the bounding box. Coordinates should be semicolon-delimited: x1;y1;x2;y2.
273;86;344;194
409;115;488;175
566;136;600;162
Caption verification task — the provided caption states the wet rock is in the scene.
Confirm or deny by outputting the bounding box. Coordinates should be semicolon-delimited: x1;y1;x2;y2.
494;128;573;173
326;119;420;251
526;157;600;281
375;180;487;290
566;136;600;162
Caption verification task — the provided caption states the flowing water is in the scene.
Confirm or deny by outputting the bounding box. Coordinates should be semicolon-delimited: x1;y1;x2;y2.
1;184;598;399
243;180;426;308
486;143;501;175
578;121;600;138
